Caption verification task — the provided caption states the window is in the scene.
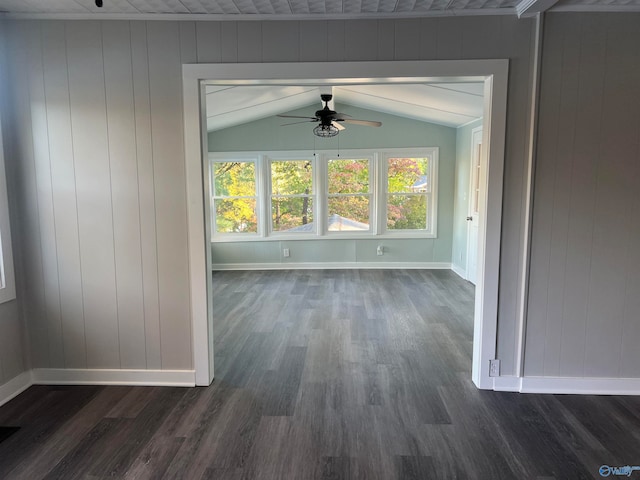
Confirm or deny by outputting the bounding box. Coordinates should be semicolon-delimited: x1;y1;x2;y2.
269;158;314;233
385;155;434;233
327;157;372;232
210;147;438;241
212;159;259;235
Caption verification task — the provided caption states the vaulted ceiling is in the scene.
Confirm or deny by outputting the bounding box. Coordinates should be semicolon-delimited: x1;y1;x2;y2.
205;83;485;131
0;0;637;19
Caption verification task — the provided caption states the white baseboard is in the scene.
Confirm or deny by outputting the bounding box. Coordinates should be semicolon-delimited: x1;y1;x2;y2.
451;263;467;279
31;368;196;387
493;375;640;395
0;371;33;407
212;262;452;271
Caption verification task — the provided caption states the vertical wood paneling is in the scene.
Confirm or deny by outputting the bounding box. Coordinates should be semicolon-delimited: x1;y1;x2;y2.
26;22;65;368
9;22;49;368
299;21;328;62
0;26;24;386
583;15;640;377
523;15;564;376
146;21;192;370
262;21;299;62
419;18;437;59
327;21;345;62
393;19;421;60
494;16;534;375
344;20;377;61
195;22;221;63
66;21;120;368
41;21;87;369
558;15;606;376
461;16;502;60
542;19;582;376
102;21;146;369
220;22;238;63
237;22;262;63
435;17;462;60
130;22;161;369
376;20;394;61
0;302;25;384
528;13;640;379
179;22;197;64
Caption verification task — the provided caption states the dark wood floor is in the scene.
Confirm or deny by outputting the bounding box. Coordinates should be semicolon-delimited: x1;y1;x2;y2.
1;269;639;479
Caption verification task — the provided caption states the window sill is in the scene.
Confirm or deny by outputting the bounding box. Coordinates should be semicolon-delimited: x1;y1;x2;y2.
211;232;437;243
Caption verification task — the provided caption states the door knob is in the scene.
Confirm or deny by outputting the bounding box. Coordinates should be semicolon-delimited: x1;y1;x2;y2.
466;216;473;221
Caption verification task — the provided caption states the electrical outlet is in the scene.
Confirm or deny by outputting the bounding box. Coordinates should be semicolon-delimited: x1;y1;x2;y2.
283;248;290;258
377;245;384;256
489;359;500;377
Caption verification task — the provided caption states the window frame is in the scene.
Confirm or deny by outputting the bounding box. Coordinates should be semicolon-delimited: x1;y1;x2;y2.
210;154;262;239
324;154;375;236
380;148;439;238
267;154;317;237
209;147;438;242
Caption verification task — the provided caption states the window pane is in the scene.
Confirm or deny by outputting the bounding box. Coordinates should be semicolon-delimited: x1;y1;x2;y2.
328;158;369;194
327;196;370;231
215;199;257;233
272;197;314;232
271;160;313;196
387;194;427;230
214;161;255;197
387;157;429;193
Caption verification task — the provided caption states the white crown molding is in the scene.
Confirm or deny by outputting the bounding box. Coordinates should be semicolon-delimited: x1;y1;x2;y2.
212;261;452;270
516;0;558;18
0;9;516;22
549;4;640;13
0;371;32;408
493;376;640;395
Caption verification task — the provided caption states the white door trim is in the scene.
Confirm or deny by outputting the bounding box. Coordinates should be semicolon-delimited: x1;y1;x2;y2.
182;60;509;389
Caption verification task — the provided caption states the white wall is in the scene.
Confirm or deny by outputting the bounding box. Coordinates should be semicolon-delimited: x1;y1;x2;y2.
2;16;535;376
525;12;640;378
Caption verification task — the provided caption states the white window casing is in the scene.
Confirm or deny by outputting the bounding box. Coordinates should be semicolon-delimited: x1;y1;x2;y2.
210;147;439;242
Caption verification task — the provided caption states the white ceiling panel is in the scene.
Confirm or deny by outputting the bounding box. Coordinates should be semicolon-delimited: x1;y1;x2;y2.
334;84;483;126
205;86;322;131
205;83;484;132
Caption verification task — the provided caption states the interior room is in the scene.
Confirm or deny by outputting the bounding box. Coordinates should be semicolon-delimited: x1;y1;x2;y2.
1;1;640;478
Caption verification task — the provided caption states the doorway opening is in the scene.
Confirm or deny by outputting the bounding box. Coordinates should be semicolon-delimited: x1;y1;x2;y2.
182;60;508;390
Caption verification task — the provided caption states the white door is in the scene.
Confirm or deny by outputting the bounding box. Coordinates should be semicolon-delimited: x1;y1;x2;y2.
466;127;483;284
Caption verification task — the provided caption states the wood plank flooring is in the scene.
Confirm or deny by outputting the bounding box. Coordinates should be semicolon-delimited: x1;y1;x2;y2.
1;269;639;479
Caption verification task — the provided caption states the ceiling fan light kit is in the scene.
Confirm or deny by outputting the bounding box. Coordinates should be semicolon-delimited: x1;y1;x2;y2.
312;124;340;138
278;94;382;138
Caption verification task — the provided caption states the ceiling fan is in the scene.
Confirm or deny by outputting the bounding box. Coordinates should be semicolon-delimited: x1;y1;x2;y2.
277;94;382;138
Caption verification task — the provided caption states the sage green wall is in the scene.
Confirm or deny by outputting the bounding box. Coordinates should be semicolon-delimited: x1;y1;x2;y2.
208;105;458;266
452;119;483;275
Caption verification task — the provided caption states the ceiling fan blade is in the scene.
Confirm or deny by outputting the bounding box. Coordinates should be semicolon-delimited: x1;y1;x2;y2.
333;112;351;119
342;118;382;127
277;114;318;120
331;121;346;131
281;120;318;126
